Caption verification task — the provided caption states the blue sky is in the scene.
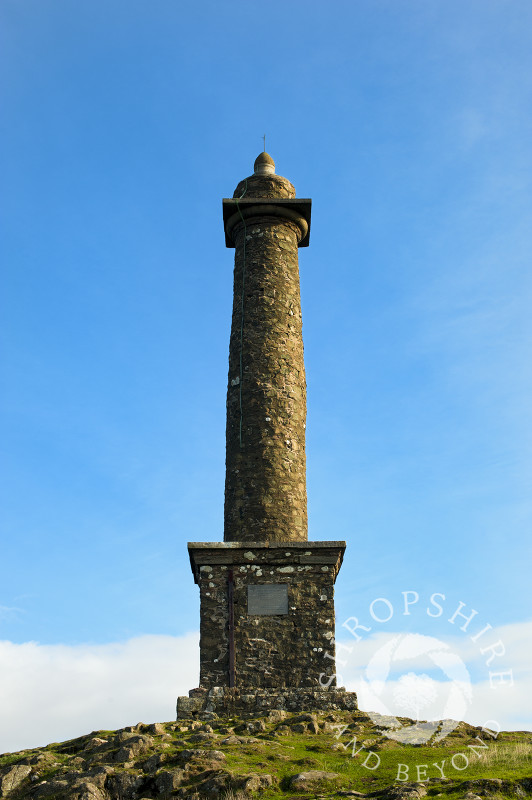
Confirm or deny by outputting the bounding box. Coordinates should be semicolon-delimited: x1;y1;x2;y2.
1;1;531;749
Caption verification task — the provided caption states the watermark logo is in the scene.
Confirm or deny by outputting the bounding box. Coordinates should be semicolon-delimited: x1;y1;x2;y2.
319;590;513;780
361;632;472;744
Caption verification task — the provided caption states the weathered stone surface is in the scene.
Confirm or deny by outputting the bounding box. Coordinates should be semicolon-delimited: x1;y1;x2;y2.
0;764;32;796
106;771;145;798
70;781;107;800
266;709;287;722
189;541;346;690
223;162;310;544
33;779;70;797
290;723;307;733
235;719;266;734
141;752;162;773
220;735;241;745
194;770;232;799
113;734;151;763
289;769;341;790
188;731;216;743
291;713;317;723
83;767;112;788
83;737;108;752
177;686;358;718
234;772;274;792
175;695;203;718
155;767;184;797
178;748;226;763
233;171;296;200
144;722;166;736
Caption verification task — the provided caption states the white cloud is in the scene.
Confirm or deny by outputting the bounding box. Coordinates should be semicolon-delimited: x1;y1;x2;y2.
0;633;199;754
1;621;529;756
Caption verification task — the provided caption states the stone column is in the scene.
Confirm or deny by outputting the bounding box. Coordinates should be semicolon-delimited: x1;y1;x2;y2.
176;154;357;716
223;153;312;543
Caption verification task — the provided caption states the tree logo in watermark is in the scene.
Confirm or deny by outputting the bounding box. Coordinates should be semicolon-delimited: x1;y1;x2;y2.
360;632;472;743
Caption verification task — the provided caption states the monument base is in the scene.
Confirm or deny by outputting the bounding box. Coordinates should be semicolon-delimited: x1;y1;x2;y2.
176;686;357;719
188;541;346;690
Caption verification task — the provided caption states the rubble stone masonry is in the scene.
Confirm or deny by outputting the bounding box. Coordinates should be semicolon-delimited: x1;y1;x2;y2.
223;166;310;543
188;541;344;690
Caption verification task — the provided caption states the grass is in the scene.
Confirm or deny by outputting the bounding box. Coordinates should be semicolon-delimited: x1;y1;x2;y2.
217;717;532;798
1;712;531;799
476;741;532;768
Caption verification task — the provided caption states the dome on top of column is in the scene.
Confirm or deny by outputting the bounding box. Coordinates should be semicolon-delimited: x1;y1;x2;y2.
254;152;275;174
233;152;296;200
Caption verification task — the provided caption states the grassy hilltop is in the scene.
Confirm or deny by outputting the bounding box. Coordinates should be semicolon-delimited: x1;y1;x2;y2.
1;710;531;800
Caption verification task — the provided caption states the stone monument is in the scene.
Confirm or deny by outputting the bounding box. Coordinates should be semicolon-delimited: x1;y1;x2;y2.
176;153;357;717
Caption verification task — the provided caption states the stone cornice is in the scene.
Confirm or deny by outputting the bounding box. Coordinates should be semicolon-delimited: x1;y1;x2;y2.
222;198;312;247
187;540;346;584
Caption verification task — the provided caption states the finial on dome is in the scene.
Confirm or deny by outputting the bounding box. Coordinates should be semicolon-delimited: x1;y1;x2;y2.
254;152;275;175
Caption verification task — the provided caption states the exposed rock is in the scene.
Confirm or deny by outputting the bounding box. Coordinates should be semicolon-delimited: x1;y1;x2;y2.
140;752;162;773
144;722;166;735
463;779;504;791
289;769;341;790
71;781;107;800
83;738;108;752
0;764;32;796
179;749;226;763
234;772;274;792
106;771;144;798
237;720;266;735
290;713;317;724
188;731;216;743
289;717;319;734
0;711;529;800
155;768;185;797
220;735;242;745
20;752;58;766
290;723;307;733
194;770;231;799
32;779;70;797
266;710;286;722
384;783;428;800
115;732;153;748
82;767;112;788
113;734;152;763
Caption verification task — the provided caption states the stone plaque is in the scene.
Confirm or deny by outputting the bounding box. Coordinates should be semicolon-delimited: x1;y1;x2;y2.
247;584;288;615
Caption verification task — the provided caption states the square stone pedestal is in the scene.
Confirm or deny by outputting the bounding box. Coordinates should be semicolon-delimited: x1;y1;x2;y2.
176;541;357;717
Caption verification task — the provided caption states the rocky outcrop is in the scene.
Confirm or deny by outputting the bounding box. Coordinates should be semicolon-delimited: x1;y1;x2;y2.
0;711;530;800
0;765;32;796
